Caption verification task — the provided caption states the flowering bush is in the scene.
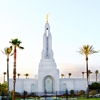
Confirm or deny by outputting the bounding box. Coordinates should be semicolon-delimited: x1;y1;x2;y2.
89;90;97;95
77;90;85;95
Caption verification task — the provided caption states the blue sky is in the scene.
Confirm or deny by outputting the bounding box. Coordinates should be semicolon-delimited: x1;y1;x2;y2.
0;0;100;83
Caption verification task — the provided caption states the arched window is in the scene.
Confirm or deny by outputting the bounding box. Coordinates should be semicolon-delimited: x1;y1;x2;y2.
62;84;66;91
31;84;34;92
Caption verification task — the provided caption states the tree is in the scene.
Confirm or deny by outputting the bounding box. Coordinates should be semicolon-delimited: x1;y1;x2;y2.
95;70;99;82
77;45;98;98
24;73;29;78
90;82;100;90
17;73;20;78
1;82;8;93
70;90;74;97
1;46;13;100
88;70;92;81
0;83;2;92
61;74;64;78
82;72;85;78
3;72;6;83
68;73;71;78
9;38;24;100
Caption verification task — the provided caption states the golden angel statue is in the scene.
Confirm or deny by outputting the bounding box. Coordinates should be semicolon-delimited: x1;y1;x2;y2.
46;14;49;23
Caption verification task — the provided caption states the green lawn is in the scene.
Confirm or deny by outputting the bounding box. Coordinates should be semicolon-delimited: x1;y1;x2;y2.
15;98;100;100
76;97;100;100
77;98;100;100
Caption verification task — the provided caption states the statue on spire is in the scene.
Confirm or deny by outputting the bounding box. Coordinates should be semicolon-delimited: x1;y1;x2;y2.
46;14;49;23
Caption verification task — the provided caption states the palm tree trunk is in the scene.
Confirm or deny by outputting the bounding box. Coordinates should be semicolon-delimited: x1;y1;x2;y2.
4;75;5;83
12;47;16;100
82;74;84;78
96;74;97;82
88;75;90;82
86;59;89;98
7;57;9;100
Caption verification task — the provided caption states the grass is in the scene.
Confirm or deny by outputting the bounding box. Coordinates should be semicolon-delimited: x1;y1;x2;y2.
77;98;100;100
15;97;100;100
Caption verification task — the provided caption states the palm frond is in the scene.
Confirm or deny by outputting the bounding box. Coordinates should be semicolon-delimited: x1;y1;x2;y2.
4;48;8;55
69;73;71;75
2;46;13;56
18;40;22;44
18;46;24;50
82;72;85;74
77;51;84;55
9;39;24;50
77;44;99;56
10;53;14;56
3;72;6;75
95;70;99;74
9;38;18;45
9;41;12;43
0;50;5;54
7;47;12;53
77;47;84;55
88;70;92;74
17;73;20;76
24;73;29;76
10;46;12;49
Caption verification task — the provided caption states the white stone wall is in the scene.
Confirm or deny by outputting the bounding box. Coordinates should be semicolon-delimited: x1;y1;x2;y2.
9;77;86;93
39;59;57;70
9;78;38;93
60;78;86;92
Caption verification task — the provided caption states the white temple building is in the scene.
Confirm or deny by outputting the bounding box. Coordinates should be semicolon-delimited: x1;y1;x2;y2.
9;18;86;94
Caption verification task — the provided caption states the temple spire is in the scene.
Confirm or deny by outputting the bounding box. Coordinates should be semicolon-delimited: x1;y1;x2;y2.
42;19;53;59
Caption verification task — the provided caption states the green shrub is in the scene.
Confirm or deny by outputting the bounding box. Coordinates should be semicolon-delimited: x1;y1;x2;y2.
70;90;74;95
23;90;27;96
90;82;100;90
28;92;35;96
10;90;21;96
15;92;21;96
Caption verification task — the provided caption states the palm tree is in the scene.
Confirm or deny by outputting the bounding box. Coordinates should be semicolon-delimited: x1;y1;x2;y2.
77;45;98;98
9;38;24;100
68;73;71;78
95;70;99;82
82;72;85;78
61;74;64;78
24;73;29;78
1;46;13;100
88;70;92;81
3;72;6;83
17;73;20;78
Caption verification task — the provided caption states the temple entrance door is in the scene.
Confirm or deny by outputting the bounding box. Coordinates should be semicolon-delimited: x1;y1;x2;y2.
44;77;53;93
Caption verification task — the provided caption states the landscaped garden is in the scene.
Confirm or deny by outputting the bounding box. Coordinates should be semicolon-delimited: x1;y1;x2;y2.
1;82;100;100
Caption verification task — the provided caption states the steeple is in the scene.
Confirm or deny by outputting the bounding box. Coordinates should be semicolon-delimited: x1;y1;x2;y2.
39;17;57;70
38;18;59;93
42;21;53;59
